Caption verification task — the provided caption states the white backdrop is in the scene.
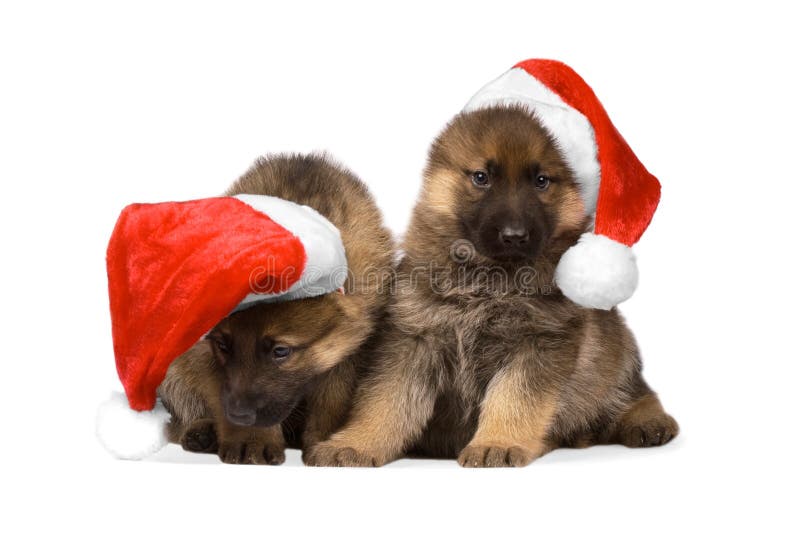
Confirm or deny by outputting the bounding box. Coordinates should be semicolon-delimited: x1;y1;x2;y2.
1;1;798;531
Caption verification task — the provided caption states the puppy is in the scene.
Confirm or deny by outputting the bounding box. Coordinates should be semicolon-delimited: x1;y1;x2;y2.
158;153;394;464
308;106;678;467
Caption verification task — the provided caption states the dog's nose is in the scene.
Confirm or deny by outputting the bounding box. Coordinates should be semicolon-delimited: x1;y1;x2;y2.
224;397;257;426
499;226;530;247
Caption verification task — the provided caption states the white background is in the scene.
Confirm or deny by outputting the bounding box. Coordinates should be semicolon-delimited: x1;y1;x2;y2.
1;1;798;531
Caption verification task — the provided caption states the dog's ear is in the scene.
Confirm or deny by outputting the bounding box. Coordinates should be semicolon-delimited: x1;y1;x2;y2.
284;294;365;373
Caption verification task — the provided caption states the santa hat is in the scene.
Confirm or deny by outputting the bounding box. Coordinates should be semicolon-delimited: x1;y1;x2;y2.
96;194;347;459
464;59;661;310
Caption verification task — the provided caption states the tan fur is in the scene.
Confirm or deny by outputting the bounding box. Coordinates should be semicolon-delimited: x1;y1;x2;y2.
553;186;586;238
158;153;394;464
422;171;462;219
459;361;558;467
309;334;440;466
307;107;678;467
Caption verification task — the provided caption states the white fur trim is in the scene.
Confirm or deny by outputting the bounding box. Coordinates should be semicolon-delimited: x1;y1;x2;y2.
233;194;348;305
96;392;170;460
554;233;637;310
464;67;601;216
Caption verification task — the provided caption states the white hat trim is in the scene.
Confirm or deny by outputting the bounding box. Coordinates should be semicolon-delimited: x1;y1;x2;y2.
233;194;348;306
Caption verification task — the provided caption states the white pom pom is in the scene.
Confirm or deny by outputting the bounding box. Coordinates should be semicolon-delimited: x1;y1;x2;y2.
554;232;638;310
96;392;170;460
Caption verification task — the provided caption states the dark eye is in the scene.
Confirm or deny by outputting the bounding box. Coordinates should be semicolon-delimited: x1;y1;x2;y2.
471;171;490;188
210;336;230;366
535;175;551;190
272;345;292;360
214;338;230;354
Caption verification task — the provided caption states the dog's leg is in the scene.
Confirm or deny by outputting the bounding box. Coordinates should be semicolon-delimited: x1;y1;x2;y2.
305;337;440;467
179;418;218;453
158;342;222;454
612;392;679;447
214;418;286;465
301;360;356;461
458;358;558;468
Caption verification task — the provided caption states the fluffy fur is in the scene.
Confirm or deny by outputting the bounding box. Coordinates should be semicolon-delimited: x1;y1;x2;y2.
307;107;677;467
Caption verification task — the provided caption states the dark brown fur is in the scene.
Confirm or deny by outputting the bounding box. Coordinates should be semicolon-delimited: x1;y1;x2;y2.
158;153;394;464
307;107;678;467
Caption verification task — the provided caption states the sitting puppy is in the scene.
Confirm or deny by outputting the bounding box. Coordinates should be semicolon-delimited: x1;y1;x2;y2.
307;106;678;467
158;153;393;464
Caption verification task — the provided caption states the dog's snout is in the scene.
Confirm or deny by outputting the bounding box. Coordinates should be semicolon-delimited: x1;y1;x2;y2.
499;225;530;248
224;396;257;426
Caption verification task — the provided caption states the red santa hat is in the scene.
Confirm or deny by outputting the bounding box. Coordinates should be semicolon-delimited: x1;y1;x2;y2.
464;59;661;310
96;194;347;459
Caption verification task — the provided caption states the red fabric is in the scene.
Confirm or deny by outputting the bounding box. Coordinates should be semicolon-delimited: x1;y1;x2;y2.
106;197;306;411
514;59;661;247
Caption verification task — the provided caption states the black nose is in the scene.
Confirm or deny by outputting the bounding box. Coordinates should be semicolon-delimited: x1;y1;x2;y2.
499;226;530;248
224;397;257;426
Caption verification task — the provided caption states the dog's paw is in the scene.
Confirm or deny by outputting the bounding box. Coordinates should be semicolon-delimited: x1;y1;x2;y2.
305;441;383;467
218;439;285;465
617;412;679;447
180;419;218;454
457;443;537;468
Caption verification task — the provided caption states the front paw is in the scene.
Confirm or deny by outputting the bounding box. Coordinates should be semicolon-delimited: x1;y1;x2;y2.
617;412;679;448
180;419;219;454
305;441;384;467
218;439;285;465
457;443;537;468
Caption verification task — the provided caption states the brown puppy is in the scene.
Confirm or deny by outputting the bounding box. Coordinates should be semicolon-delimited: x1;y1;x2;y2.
158;153;394;464
307;106;678;467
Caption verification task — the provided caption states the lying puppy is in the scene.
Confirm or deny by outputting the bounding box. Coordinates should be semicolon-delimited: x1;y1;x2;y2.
308;107;678;467
158;153;393;464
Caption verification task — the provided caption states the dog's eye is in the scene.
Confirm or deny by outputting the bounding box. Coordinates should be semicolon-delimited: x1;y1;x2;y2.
215;338;230;354
272;345;293;360
535;175;551;190
210;337;230;366
471;171;490;188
